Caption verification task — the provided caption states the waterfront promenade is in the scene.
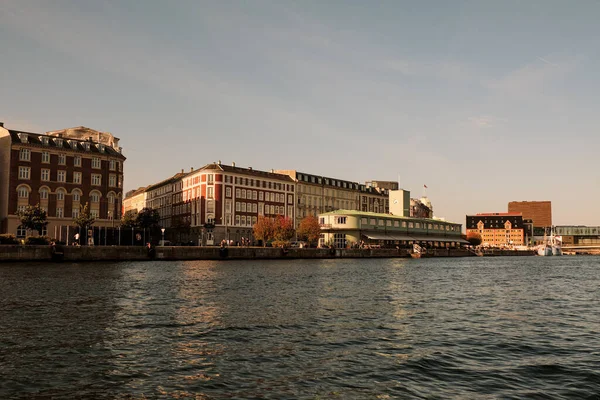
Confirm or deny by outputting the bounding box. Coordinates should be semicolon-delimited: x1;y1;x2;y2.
0;245;535;262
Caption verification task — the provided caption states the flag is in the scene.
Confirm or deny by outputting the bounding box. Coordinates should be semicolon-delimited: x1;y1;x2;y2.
424;184;428;189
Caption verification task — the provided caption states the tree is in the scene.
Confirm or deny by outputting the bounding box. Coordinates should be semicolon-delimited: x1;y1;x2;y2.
121;210;138;228
253;216;275;247
466;232;482;247
297;215;322;247
74;202;96;231
273;215;295;243
136;207;160;230
17;204;48;236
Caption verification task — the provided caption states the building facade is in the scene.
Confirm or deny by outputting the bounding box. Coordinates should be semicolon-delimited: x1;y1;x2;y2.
318;210;465;248
555;226;600;246
275;170;390;227
0;123;125;238
144;172;187;229
123;186;148;215
508;201;552;232
179;162;296;245
466;213;525;247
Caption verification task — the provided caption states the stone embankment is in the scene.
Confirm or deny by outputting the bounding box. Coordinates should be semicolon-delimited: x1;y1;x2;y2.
0;245;536;262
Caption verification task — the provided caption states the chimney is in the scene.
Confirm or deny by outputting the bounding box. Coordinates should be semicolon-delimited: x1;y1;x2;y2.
190;167;194;172
249;167;252;171
218;160;221;165
232;161;236;167
181;169;184;173
0;122;4;127
270;169;274;173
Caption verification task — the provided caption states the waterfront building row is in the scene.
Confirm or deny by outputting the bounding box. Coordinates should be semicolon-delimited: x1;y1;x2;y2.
125;161;394;244
0;123;125;237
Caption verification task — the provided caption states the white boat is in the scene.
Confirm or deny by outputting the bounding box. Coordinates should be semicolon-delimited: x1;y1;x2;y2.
537;228;562;256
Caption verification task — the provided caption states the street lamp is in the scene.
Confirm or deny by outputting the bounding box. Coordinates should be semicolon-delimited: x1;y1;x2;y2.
161;228;165;246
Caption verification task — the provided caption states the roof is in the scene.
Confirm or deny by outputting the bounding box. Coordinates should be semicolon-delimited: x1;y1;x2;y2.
466;214;524;230
320;209;461;226
474;212;522;216
124;186;149;199
8;129;125;159
198;163;295;182
145;172;188;192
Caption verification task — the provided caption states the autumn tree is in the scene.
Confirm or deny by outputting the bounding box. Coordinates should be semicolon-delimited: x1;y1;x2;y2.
74;202;96;231
273;215;295;245
466;232;482;247
253;216;275;247
297;215;322;247
17;204;48;236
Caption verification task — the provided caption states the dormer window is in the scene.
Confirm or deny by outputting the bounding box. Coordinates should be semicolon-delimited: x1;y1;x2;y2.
18;133;28;143
84;142;90;151
55;138;63;147
98;144;105;153
41;136;49;145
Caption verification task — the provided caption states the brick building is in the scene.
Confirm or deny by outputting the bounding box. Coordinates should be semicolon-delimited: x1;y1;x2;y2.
466;213;525;247
508;201;552;228
0;123;125;238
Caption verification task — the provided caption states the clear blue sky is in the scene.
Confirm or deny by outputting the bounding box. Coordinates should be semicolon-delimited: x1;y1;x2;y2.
1;0;599;226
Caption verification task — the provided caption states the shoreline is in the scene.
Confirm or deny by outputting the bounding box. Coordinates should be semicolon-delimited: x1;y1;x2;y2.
0;245;537;262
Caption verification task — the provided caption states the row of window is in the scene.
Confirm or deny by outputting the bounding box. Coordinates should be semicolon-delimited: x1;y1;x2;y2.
350;217;459;232
18;167;121;187
19;149;121;170
16;204;113;219
17;187;117;204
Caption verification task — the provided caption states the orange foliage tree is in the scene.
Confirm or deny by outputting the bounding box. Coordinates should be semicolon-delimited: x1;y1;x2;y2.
466;232;482;246
273;215;295;244
253;216;275;247
297;215;322;247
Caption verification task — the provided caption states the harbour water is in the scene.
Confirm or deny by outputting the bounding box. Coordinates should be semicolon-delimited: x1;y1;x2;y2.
1;257;599;399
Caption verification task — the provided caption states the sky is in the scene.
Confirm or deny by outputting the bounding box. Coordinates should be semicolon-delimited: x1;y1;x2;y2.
1;0;599;226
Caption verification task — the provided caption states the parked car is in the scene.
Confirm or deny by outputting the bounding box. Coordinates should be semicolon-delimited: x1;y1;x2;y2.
289;241;307;248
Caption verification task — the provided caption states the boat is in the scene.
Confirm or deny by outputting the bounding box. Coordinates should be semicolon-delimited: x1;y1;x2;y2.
411;243;422;258
537;227;562;256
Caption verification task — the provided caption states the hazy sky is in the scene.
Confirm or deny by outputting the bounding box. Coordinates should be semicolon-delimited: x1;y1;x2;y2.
1;1;599;226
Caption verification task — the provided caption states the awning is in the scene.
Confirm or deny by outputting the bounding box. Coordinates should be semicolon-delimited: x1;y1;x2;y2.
409;235;469;244
387;234;415;241
364;233;394;240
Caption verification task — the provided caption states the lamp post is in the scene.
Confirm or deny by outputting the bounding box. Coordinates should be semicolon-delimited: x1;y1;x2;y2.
161;228;165;246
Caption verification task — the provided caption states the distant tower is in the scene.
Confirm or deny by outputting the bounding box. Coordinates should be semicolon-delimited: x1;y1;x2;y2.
389;189;411;217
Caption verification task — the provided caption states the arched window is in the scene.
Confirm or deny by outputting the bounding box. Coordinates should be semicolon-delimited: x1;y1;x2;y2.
39;187;49;200
107;193;115;204
56;188;66;201
90;191;101;203
17;186;30;198
72;189;82;202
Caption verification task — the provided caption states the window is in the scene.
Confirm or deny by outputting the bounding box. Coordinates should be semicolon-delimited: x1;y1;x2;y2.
17;186;29;198
226;187;232;197
117;161;121;171
73;172;82;184
236;202;240;212
241;189;246;199
361;217;368;224
39;188;49;199
378;220;384;226
336;216;347;224
92;157;101;169
252;203;257;213
72;191;81;202
252;191;257;200
109;160;116;170
57;170;66;182
42;151;50;163
92;174;101;186
207;187;214;198
41;169;50;181
90;210;99;218
19;148;30;161
56;189;65;201
17;225;27;238
241;216;246;226
18;167;30;180
288;194;293;204
90;192;100;203
109;175;116;187
58;154;66;165
235;215;240;225
241;203;247;212
72;208;79;218
108;193;115;204
74;156;81;167
235;188;240;198
56;207;64;218
259;192;264;201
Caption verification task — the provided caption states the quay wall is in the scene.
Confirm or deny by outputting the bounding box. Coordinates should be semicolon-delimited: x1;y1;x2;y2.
0;245;535;262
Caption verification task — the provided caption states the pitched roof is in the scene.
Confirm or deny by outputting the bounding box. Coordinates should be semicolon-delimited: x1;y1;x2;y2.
8;129;125;159
198;163;295;182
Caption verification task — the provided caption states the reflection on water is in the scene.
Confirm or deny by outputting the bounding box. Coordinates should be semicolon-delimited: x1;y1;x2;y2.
1;257;600;398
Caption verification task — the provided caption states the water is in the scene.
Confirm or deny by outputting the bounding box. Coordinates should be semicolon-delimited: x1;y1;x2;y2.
1;257;600;399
